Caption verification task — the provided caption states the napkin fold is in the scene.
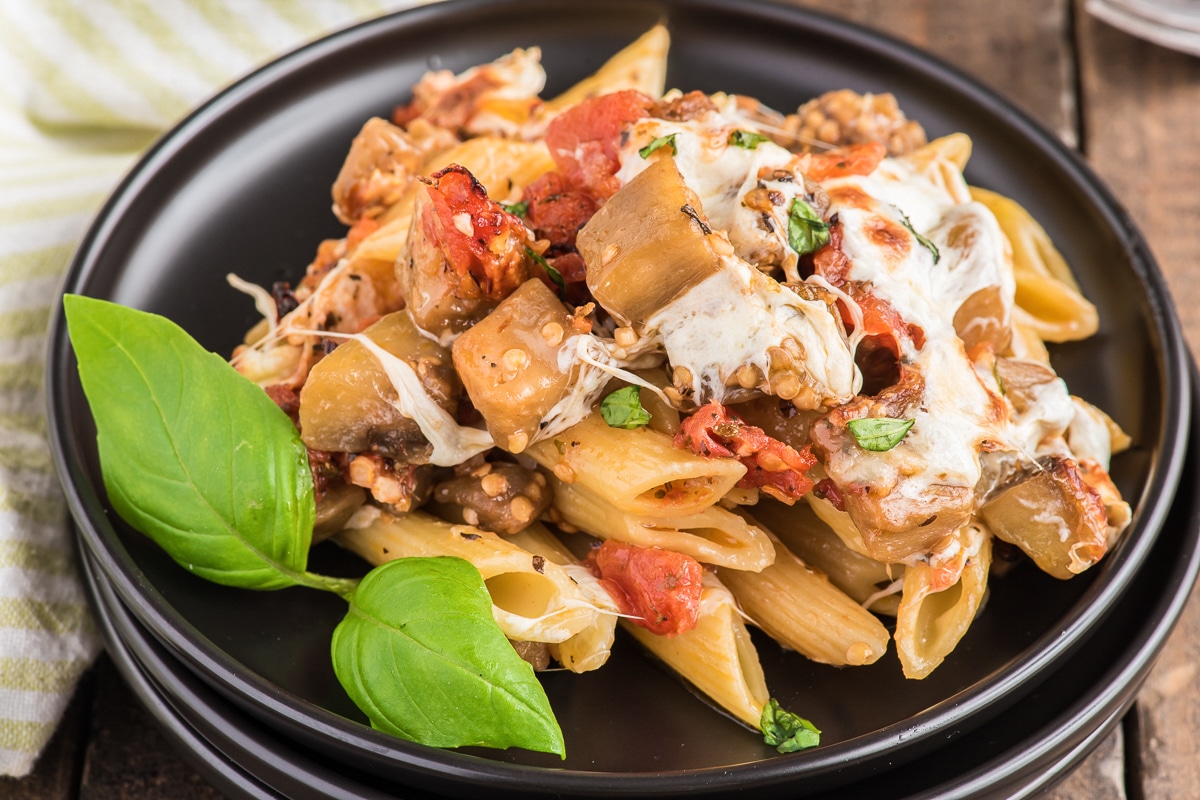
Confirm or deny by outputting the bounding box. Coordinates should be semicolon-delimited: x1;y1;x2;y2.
0;0;428;777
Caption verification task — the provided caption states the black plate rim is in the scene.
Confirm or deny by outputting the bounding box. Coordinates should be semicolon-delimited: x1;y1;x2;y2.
45;0;1194;793
78;390;1200;800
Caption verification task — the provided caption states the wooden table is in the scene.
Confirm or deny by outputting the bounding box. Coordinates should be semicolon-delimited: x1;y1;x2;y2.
5;0;1200;797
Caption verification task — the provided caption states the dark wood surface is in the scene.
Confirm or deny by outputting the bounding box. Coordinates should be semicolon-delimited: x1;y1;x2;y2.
6;0;1199;797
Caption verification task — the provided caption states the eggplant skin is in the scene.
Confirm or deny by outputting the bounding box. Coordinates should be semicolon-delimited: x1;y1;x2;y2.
298;311;461;462
577;155;722;328
452;279;576;454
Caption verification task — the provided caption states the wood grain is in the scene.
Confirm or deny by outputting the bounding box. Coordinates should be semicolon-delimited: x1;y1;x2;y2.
9;1;1199;798
1076;5;1200;797
78;658;222;800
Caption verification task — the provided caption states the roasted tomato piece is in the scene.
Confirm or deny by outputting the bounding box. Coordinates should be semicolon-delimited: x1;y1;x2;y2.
800;141;887;182
675;402;818;503
424;164;531;301
523;171;599;251
805;217;851;286
544;89;653;198
585;540;703;637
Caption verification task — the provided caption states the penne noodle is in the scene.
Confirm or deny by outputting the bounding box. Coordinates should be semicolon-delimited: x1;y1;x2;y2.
621;571;769;728
744;499;902;616
894;525;992;679
804;494;873;557
335;507;599;644
540;23;669;115
970;186;1099;343
719;529;890;667
352;136;556;266
525;411;747;519
506;524;621;673
549;475;775;571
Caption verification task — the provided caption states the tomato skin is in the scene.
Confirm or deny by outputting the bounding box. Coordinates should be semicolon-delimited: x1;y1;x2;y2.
523;171;599;250
800;141;887;181
585;540;703;637
424;164;528;300
675;402;818;503
544;90;653;198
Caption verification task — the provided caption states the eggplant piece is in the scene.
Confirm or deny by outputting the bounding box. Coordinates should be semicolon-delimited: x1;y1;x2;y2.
979;456;1107;579
396;166;532;344
451;279;579;453
577;155;723;328
578;155;856;409
433;461;551;534
298;311;460;462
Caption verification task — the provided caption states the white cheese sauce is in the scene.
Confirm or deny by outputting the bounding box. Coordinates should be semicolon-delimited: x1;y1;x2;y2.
611;112;858;408
643;256;858;406
819;157;1016;504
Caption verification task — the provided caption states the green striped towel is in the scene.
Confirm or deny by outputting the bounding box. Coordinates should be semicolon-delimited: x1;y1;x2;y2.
0;0;431;777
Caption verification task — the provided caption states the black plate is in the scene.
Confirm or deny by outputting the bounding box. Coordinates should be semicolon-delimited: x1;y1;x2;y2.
78;383;1200;799
47;0;1191;796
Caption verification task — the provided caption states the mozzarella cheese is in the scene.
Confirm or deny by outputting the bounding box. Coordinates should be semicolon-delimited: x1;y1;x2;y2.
644;254;858;406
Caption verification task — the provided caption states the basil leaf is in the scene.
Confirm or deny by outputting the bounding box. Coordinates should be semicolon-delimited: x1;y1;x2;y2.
525;246;565;296
639;133;678;158
331;557;565;756
760;698;821;753
845;417;915;452
897;210;940;264
500;200;529;218
729;129;771;149
599;386;651;429
63;295;314;590
787;197;831;256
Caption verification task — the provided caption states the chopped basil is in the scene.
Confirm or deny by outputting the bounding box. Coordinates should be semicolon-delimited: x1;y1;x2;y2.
846;417;915;452
760;698;821;753
639;133;678;158
787;197;831;255
729;129;771;149
600;386;652;429
526;246;565;296
500;200;529;217
897;209;940;264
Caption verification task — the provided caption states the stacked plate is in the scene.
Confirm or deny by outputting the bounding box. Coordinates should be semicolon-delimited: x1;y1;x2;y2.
47;1;1200;797
1088;0;1200;57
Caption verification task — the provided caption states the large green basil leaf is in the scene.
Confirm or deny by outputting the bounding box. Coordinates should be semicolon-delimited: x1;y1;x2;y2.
331;557;565;756
63;295;314;590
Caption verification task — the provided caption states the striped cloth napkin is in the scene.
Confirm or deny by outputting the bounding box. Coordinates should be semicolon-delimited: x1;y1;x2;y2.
0;0;430;777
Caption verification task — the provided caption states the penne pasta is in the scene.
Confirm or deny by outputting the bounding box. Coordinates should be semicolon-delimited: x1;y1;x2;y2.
746;498;902;616
525;411;747;519
970;186;1099;343
719;528;890;667
505;523;621;673
894;525;992;679
335;507;600;644
621;571;769;728
548;475;775;571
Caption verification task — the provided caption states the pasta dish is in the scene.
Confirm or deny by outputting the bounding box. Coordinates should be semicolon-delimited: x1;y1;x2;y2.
207;24;1132;745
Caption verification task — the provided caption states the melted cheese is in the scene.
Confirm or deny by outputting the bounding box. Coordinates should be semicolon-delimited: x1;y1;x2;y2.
614;114;801;273
819;158;1016;510
644;255;858;406
350;333;495;466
